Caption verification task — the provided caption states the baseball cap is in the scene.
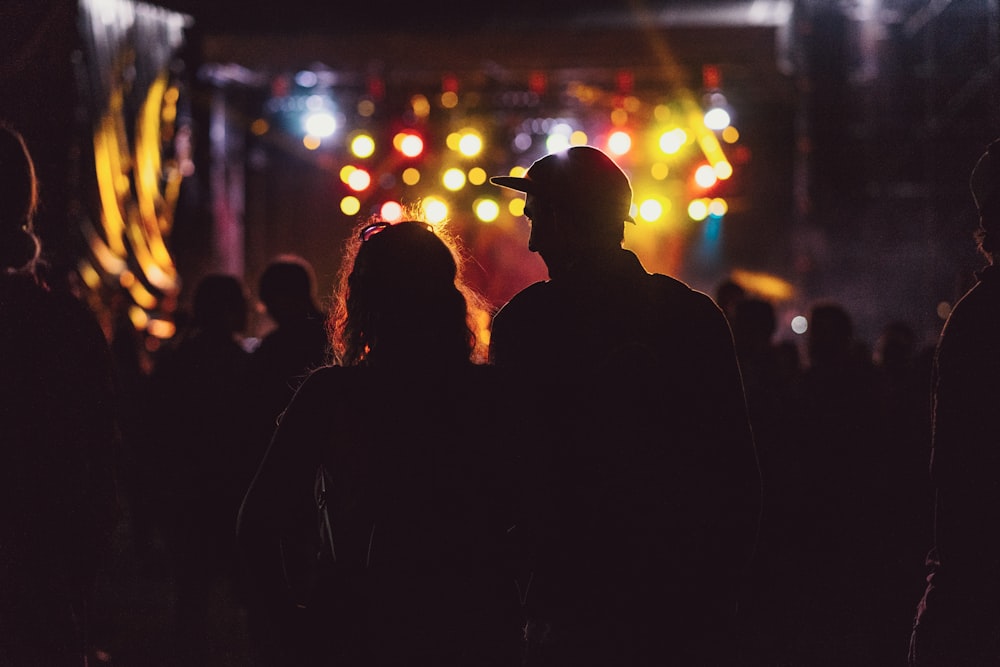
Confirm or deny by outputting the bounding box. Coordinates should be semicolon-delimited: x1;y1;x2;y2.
490;145;635;223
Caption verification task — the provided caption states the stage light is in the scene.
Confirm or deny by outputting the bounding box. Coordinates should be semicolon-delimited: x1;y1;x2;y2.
688;199;709;221
380;200;403;222
350;133;376;158
474;198;500;223
704;107;731;131
638;198;665;222
303;110;337;138
402;167;421;185
442;168;466;191
607;130;632;156
147;318;176;340
468;167;487;185
340;196;361;216
714;160;733;180
421;197;449;224
694;164;718;189
659;128;687;155
295;70;319;88
346;168;372;192
394;131;424;158
458;131;483;157
546;133;571;153
708;198;728;217
410;94;431;119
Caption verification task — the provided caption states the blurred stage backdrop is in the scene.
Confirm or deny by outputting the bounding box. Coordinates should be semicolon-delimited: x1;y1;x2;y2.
2;0;998;352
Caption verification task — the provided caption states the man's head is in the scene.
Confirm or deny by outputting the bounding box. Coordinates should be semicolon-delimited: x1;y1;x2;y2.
971;138;1000;262
490;146;634;269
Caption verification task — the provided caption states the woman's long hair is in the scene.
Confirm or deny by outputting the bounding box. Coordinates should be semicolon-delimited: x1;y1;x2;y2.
329;215;491;367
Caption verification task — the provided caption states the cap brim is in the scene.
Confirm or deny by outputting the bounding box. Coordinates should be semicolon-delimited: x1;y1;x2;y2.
489;175;540;194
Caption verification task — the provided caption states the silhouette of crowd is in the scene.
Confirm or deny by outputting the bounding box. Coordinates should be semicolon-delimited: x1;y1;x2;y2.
5;120;999;667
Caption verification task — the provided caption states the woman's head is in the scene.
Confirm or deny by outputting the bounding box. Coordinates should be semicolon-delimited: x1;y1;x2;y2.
0;123;40;272
330;217;489;367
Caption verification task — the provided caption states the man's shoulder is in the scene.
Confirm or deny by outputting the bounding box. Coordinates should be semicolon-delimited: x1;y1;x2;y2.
492;280;553;322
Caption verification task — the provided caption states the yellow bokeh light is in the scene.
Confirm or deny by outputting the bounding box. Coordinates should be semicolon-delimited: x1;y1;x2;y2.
468;167;487;186
250;118;269;136
126;279;158;310
380;200;404;222
688;199;709;221
708;198;729;217
78;261;101;290
442;168;467;191
422;197;449;224
128;305;149;330
722;126;740;143
638;198;664;222
302;135;321;150
474;198;500;222
347;168;372;192
508;198;525;217
411;94;431;118
729;269;795;301
651;162;669;180
714;160;734;180
570;130;589;145
659;128;687;155
147;318;176;339
610;108;629;126
441;91;459;109
402;167;421;186
694;164;718;188
607;131;632;156
340;196;361;216
654;104;672;122
458;132;483;157
395;132;424;158
505;165;528;178
350;134;376;158
340;164;357;184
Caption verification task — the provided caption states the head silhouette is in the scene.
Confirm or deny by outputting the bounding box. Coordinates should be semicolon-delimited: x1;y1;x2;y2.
258;254;320;326
0;123;41;272
331;219;486;367
807;301;854;368
192;273;248;336
491;146;634;274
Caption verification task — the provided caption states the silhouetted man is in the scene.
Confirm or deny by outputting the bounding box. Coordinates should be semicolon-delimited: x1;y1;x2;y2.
910;138;1000;666
490;145;760;666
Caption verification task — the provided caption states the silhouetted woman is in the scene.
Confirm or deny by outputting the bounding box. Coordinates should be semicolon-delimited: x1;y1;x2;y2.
237;219;521;666
0;123;119;665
